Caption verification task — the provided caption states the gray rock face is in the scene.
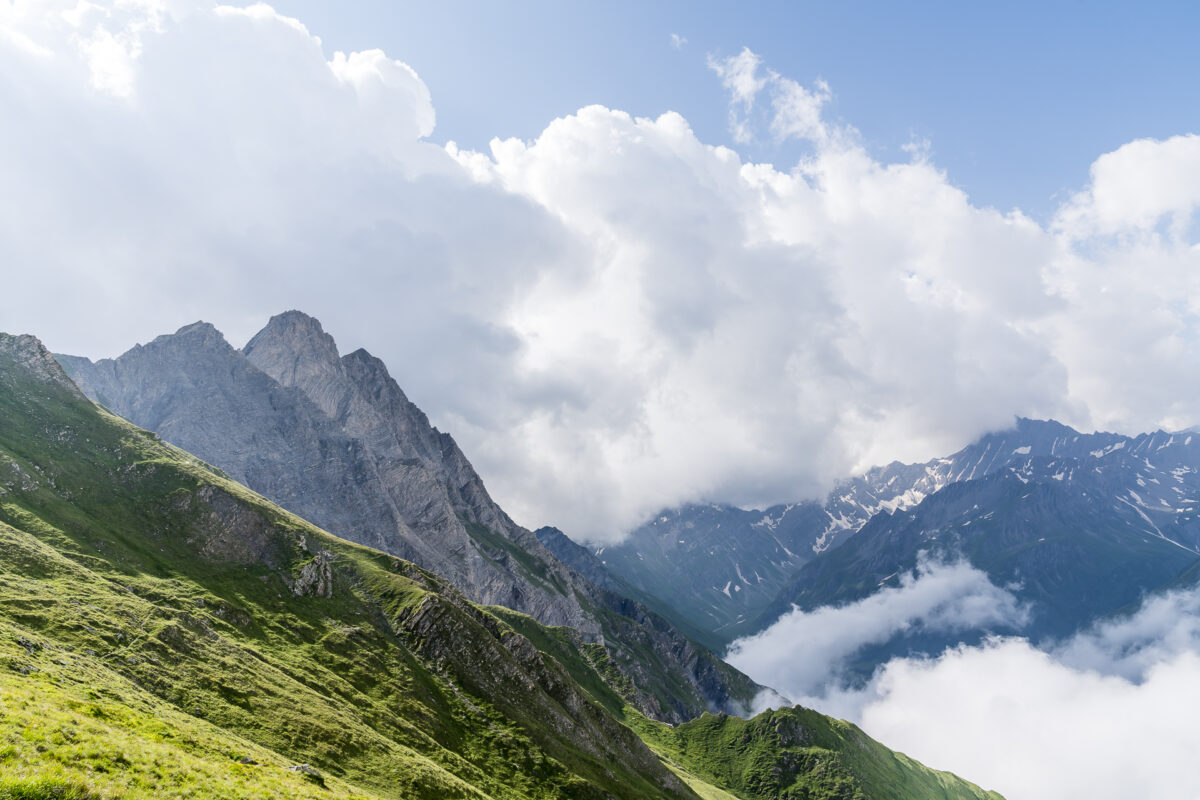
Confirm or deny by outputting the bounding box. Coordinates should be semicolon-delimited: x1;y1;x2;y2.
58;312;760;722
62;314;594;632
241;312;562;621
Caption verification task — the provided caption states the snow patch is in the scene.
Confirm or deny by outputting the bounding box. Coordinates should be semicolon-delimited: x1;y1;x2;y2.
1090;441;1127;458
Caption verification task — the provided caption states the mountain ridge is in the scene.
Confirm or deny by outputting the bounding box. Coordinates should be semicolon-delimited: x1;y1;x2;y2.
57;311;758;724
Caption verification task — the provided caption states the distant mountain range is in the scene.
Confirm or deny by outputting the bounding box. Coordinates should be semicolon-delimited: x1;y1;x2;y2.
595;418;1200;655
0;326;1004;798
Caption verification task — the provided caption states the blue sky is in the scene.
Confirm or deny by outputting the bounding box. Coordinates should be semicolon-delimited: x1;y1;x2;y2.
270;0;1200;220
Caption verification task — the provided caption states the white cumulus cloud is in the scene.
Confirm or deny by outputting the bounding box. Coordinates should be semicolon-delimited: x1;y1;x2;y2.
707;46;833;144
853;588;1200;800
2;8;1200;543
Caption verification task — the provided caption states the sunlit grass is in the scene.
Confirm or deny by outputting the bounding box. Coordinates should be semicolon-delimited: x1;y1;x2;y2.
0;645;378;799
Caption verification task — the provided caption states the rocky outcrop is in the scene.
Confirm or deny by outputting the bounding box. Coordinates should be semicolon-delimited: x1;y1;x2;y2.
392;587;685;793
293;550;335;598
178;485;290;568
2;333;87;400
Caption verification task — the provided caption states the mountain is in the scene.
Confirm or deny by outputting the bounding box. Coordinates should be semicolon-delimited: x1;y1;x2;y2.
590;503;827;650
762;470;1198;649
59;315;574;628
0;330;1003;800
56;312;755;723
633;707;1004;800
752;426;1200;658
598;418;1200;647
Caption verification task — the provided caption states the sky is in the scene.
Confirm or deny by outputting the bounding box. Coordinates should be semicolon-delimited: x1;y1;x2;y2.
267;0;1200;220
3;0;1200;547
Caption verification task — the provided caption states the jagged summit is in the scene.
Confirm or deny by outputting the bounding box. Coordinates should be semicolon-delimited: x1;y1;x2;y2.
244;309;332;347
0;332;87;399
169;319;225;342
104;320;233;358
58;320;233;385
258;308;326;330
146;322;234;358
242;310;342;388
242;312;495;523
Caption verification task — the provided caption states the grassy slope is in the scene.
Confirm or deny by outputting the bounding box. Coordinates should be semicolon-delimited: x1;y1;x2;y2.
0;623;379;800
0;334;1003;800
632;709;1006;800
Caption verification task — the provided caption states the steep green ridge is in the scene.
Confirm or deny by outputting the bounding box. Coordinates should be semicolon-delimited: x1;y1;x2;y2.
0;332;1001;799
487;608;1006;800
0;333;691;800
633;709;1004;800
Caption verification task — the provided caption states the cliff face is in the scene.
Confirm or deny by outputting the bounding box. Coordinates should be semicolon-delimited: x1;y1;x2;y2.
59;312;760;723
241;312;577;626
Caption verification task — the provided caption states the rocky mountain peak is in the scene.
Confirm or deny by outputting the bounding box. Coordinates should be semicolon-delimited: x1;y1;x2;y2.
340;347;429;428
163;321;229;350
0;333;86;399
243;311;346;417
243;310;339;363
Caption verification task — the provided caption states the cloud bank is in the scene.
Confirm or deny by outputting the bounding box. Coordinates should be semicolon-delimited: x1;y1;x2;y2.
857;590;1200;800
730;570;1200;800
725;556;1029;703
3;3;1200;541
